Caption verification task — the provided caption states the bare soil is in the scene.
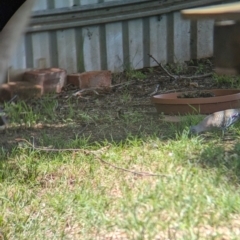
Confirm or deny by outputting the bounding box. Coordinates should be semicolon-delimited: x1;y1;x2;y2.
0;59;236;149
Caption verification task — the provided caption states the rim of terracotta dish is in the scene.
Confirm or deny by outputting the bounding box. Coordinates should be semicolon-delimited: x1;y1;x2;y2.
152;89;240;105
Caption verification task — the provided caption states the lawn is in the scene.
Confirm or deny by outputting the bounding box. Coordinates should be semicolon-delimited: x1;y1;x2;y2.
1;61;240;239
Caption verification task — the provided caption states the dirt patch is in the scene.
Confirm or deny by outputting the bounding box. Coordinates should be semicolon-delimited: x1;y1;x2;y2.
0;59;236;149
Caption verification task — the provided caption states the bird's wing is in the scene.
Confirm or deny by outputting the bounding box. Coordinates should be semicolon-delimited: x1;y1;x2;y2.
224;112;239;128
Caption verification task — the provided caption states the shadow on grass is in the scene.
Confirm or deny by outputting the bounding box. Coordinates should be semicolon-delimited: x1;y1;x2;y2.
1;111;240;186
193;139;240;183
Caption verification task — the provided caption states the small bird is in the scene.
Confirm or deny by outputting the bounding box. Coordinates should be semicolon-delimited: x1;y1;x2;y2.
190;109;240;134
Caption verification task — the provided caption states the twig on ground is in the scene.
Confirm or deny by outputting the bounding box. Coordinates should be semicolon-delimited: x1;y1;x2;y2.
148;53;213;80
161;89;185;93
15;138;171;178
78;124;89;135
141;87;184;98
111;80;136;88
148;54;178;80
149;84;160;96
184;73;213;79
73;80;137;97
7;95;18;104
96;157;171;177
15;138;90;152
73;87;102;97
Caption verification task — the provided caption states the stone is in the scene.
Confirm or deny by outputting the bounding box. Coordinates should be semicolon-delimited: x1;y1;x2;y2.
23;68;67;93
67;71;112;89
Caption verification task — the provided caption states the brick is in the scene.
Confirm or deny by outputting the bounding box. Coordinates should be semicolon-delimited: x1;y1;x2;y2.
67;71;112;89
9;82;42;99
0;82;42;103
0;84;12;103
67;75;79;87
9;68;32;82
23;68;67;93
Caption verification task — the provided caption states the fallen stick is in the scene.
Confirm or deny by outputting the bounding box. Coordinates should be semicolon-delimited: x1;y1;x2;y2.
148;54;178;80
15;138;172;178
148;53;213;80
184;73;213;79
149;84;160;96
72;80;137;97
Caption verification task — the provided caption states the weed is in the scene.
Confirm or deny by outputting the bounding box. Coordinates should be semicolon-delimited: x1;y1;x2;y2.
1;74;240;239
148;67;154;74
213;73;240;87
124;65;146;80
121;110;144;125
120;91;132;104
166;63;188;75
4;101;39;126
195;63;205;74
36;96;58;122
181;112;203;128
188;59;212;75
78;111;95;124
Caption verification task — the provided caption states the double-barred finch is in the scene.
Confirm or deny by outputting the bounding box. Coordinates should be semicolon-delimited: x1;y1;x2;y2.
190;109;240;134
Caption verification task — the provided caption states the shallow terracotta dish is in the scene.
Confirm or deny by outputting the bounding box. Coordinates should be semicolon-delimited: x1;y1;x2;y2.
152;89;240;115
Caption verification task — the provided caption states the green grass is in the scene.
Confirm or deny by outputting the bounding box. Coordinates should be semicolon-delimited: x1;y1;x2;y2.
212;73;240;88
124;65;147;81
1;134;240;239
1;94;240;239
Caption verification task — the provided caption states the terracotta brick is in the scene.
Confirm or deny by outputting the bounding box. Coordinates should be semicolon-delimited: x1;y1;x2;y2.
23;68;67;93
9;68;32;82
10;82;42;99
0;82;42;103
67;75;79;87
0;84;12;103
67;71;112;89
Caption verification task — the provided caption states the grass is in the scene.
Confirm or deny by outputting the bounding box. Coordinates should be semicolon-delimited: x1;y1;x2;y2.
1;132;240;239
212;73;240;88
1;76;240;239
124;65;147;81
166;62;188;75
